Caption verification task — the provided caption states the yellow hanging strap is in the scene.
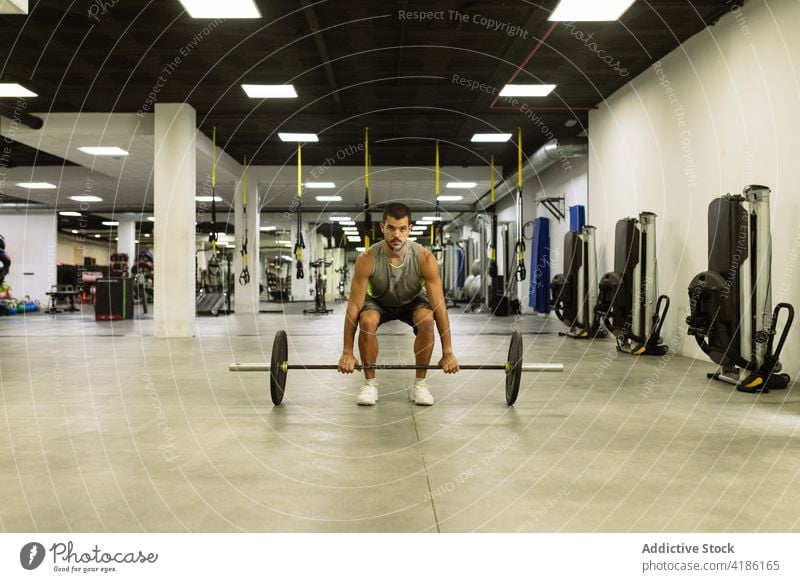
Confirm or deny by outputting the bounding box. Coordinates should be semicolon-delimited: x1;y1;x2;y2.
489;156;497;264
435;140;440;197
368;154;374;244
364;128;372;249
517;127;522;189
490;155;495;205
297;143;302;199
294;144;305;278
209;126;218;254
239;155;251;285
515;127;526;281
242;155;247;207
432;141;440;245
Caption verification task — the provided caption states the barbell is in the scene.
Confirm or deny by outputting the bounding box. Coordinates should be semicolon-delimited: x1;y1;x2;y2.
230;330;563;406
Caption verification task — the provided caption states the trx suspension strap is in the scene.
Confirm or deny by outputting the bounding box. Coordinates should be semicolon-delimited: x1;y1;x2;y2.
514;127;527;281
363;128;373;249
488;155;498;277
209;126;218;254
239;155;250;285
294;144;305;279
432;141;440;246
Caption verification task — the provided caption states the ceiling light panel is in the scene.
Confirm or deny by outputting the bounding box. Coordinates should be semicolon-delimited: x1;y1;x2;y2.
17;182;55;189
549;0;637;21
471;133;512;143
78;146;129;156
498;84;556;97
278;133;318;142
0;83;36;97
241;84;297;98
179;0;261;18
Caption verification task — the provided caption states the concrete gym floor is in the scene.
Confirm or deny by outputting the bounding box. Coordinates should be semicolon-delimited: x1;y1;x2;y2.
0;303;798;533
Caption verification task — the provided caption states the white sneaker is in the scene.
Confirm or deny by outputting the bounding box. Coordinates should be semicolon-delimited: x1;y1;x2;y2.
412;381;434;406
357;383;378;406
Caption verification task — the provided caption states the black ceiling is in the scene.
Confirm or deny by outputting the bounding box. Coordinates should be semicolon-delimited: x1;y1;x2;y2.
0;0;740;171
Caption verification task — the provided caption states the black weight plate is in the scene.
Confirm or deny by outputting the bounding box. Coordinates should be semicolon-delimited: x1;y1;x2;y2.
270;330;288;405
505;331;523;405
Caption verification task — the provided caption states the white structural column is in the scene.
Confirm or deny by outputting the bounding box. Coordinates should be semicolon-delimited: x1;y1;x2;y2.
232;178;260;314
153;103;196;338
117;219;136;271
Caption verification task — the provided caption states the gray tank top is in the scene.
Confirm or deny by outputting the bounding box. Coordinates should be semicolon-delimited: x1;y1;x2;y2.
367;241;427;307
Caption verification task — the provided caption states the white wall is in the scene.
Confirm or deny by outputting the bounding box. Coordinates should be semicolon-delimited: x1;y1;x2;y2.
0;213;57;303
588;0;800;376
57;234;113;266
495;156;588;313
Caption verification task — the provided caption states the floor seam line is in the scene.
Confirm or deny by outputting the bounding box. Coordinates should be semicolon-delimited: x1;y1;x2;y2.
409;394;441;533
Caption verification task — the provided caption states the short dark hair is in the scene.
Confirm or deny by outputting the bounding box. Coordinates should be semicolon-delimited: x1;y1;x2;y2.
382;202;411;223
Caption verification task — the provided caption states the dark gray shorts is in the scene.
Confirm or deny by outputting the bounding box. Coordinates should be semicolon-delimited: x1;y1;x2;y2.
361;294;432;333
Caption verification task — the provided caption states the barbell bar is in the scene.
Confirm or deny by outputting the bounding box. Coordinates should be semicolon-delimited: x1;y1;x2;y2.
229;363;562;372
230;330;563;406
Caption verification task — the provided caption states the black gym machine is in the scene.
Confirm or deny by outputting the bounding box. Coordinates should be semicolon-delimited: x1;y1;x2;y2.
686;185;793;393
550;225;608;338
597;212;670;355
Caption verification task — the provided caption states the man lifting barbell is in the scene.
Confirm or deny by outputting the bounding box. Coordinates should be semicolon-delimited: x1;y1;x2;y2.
337;202;459;406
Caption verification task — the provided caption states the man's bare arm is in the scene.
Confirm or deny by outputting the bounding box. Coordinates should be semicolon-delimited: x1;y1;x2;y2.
420;249;459;373
338;252;373;372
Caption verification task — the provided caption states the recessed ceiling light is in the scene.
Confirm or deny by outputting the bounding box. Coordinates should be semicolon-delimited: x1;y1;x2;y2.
446;182;476;189
416;220;433;225
195;196;223;202
329;216;351;222
278;133;319;142
340;221;356;226
147;216;155;222
408;237;417;242
315;195;342;202
421;216;443;221
305;182;335;189
179;0;261;18
241;84;297;98
59;211;81;217
71;229;78;234
355;247;366;252
144;233;151;238
565;119;578;128
78;146;129;156
549;0;637;21
135;240;140;244
70;195;103;202
436;195;464;202
260;226;277;232
17;182;56;189
102;221;119;226
0;83;37;98
470;133;512;143
94;234;101;238
498;84;556;97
